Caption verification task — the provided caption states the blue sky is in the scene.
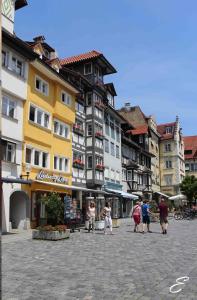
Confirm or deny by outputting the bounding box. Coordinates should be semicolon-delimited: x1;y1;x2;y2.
15;0;197;135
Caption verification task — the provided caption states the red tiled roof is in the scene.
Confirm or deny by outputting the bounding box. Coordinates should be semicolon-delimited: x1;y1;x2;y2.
126;125;148;135
157;122;176;140
60;50;102;66
183;136;197;159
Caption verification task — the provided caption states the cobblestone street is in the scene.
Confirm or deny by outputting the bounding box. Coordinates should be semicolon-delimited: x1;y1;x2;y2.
2;219;197;300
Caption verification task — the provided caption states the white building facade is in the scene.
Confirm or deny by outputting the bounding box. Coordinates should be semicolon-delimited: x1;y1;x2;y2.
1;0;35;232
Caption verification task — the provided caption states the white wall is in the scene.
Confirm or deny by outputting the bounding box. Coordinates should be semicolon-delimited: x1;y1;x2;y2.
2;67;28;101
2;96;24;142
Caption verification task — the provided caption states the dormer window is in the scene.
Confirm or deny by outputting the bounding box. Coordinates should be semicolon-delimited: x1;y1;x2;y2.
44;49;50;59
165;126;172;134
84;63;92;75
139;135;143;143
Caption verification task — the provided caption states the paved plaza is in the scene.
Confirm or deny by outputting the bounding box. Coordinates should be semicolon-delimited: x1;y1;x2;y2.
2;218;197;300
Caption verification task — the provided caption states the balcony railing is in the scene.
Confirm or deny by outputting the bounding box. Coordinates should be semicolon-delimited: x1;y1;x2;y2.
73;160;85;169
73;124;84;136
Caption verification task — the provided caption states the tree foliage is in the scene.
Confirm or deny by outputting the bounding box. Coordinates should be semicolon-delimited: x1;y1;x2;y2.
180;175;197;205
41;193;64;225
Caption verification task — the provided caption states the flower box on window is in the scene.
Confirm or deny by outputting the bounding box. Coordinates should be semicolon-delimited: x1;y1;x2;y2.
95;164;105;171
95;131;104;139
73;124;84;136
73;159;85;169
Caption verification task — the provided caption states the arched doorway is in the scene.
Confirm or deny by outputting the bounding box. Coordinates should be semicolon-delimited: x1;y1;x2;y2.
10;190;30;230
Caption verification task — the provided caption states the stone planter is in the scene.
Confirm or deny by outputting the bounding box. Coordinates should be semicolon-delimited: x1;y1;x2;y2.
32;229;70;240
95;220;105;230
112;218;120;228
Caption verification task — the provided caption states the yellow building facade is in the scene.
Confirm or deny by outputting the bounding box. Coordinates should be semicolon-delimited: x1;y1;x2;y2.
22;58;78;228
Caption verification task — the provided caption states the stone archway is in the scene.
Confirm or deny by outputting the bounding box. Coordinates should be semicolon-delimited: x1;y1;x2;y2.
10;190;30;230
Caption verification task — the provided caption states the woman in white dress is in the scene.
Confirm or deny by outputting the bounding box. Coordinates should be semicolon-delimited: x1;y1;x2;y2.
87;202;96;233
102;202;113;235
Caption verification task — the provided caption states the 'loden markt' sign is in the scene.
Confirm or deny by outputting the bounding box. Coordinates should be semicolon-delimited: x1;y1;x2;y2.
36;170;68;184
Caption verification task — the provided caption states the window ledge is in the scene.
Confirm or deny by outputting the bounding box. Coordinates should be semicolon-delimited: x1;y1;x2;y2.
29;120;51;133
2;114;18;123
53;133;71;142
35;87;48;97
2;160;19;166
2;66;26;81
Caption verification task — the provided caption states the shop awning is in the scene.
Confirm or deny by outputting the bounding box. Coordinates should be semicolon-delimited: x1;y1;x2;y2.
121;191;139;200
168;194;186;201
154;191;169;198
34;180;108;194
2;177;32;184
105;188;122;195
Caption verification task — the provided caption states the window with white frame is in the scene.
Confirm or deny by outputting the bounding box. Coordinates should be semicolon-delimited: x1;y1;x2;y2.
2;95;16;119
166;160;172;169
25;146;49;168
1;140;16;163
105;123;109;136
164;175;172;185
111;142;115;156
75;101;84;113
165;143;171;152
116;145;120;158
53;119;70;139
122;169;127;181
104;139;109;153
2;50;8;67
61;91;72;106
35;76;49;96
116;128;120;142
54;155;69;172
127;170;132;181
29;104;50;129
87;123;92;136
87;156;93;169
84;63;92;75
165;126;172;134
95;107;102;119
12;56;23;77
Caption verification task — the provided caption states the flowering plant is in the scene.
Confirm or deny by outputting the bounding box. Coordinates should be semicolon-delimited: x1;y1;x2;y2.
96;164;105;170
36;224;67;232
95;131;104;138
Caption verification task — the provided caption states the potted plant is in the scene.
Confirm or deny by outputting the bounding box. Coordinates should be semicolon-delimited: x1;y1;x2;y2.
32;193;70;240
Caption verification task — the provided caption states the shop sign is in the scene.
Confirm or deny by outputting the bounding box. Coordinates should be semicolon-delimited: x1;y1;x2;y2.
36;170;68;184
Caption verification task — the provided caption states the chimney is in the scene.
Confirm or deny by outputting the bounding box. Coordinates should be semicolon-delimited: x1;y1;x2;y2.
124;102;131;111
33;35;45;43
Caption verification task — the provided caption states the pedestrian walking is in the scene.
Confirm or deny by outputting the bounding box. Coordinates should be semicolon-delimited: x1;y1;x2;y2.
87;202;95;233
141;199;152;233
158;198;168;234
132;201;142;232
102;202;113;235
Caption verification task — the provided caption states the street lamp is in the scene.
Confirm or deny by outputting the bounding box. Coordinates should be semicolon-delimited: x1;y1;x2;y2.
20;164;31;180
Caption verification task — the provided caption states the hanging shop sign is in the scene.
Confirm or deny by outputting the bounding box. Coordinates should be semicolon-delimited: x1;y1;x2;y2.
36;170;68;184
